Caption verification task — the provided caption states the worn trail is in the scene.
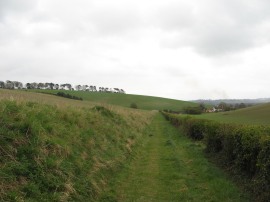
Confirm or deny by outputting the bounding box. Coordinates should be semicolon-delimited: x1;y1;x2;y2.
106;114;248;202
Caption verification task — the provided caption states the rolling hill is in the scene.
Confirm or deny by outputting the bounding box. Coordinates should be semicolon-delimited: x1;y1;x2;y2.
195;102;270;125
30;89;197;111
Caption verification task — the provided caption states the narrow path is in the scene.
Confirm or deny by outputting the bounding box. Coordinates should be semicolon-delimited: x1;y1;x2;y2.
106;114;249;202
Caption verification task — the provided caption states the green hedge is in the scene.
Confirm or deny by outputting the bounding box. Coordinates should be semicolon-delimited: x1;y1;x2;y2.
162;112;270;202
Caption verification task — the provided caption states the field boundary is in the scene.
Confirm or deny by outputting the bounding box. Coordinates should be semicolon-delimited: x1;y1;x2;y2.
161;111;270;202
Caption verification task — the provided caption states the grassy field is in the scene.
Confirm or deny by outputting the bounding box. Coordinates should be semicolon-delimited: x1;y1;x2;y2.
192;102;270;126
102;114;249;201
30;89;197;111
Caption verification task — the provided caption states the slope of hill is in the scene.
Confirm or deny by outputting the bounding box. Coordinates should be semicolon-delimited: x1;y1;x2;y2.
196;102;270;125
192;98;270;105
0;89;155;201
31;89;197;111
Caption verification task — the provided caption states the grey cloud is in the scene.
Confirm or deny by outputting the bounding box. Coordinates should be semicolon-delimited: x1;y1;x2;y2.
165;67;187;78
220;0;270;25
211;89;229;99
0;0;36;20
90;7;141;36
44;1;142;38
156;2;195;31
192;25;255;55
158;0;270;56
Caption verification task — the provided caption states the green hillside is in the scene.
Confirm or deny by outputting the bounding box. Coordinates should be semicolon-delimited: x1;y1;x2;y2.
31;89;197;111
0;89;155;201
196;102;270;125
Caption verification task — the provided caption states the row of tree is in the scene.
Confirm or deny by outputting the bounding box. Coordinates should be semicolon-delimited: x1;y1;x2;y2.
215;102;251;111
0;80;126;94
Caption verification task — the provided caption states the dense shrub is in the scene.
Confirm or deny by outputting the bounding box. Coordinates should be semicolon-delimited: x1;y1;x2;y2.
162;109;181;114
204;121;223;153
56;92;83;100
162;111;270;202
130;103;138;109
183;106;203;114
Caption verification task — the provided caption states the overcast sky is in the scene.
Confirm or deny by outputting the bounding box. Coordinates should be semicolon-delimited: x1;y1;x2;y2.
1;0;270;100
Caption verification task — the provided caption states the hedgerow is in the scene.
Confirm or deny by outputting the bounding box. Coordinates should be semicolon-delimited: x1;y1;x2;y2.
56;92;83;100
162;111;270;202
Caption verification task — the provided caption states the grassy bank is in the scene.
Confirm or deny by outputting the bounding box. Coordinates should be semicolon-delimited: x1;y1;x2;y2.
0;97;154;201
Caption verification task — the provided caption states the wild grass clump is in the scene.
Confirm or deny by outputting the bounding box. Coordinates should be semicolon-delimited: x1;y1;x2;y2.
162;111;270;202
0;100;153;201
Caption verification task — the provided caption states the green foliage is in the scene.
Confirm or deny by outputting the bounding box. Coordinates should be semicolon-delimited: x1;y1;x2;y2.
183;106;203;114
162;109;181;114
162;111;270;202
218;102;231;111
130;103;138;109
56;91;83;100
256;137;270;201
